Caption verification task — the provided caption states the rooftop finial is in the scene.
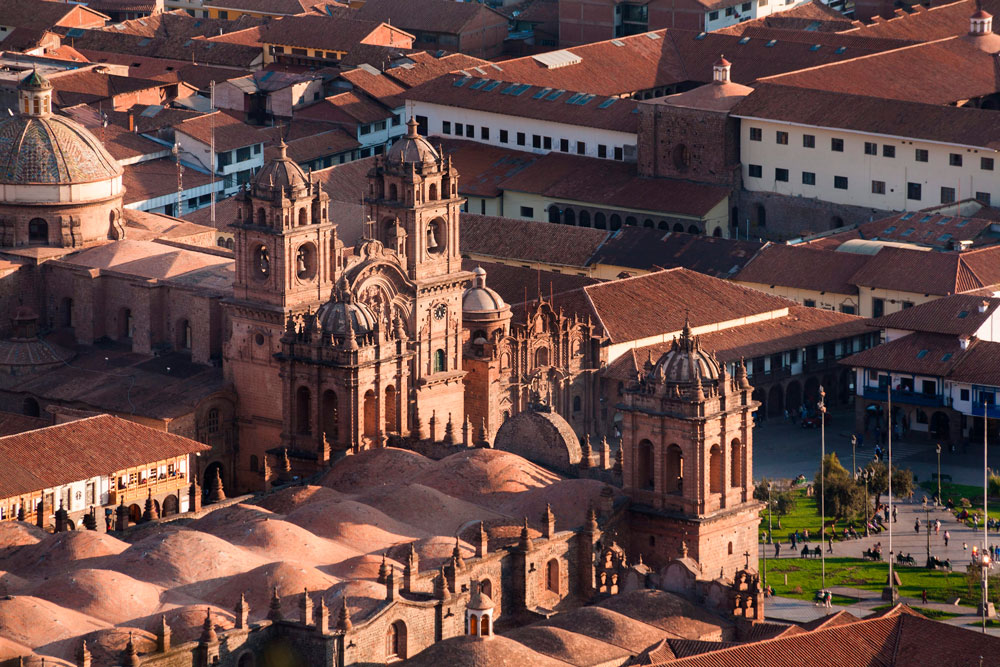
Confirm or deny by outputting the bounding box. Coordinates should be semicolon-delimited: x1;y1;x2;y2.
406;116;418;138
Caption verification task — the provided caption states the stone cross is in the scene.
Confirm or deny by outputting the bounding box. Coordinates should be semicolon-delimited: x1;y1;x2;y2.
743;551;752;569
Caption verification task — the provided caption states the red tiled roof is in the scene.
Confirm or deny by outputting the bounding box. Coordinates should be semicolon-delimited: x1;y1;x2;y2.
339;67;407;107
175;110;264;151
203;0;324;15
123;157;215;205
584;268;791;343
838;0;990;41
262;128;359;164
733;83;1000;150
0;411;49;438
735;244;868;295
257;14;410;52
461;213;609;267
438;138;539;198
496;151;729;219
840;331;966;376
355;0;507;36
296;90;394;125
0;0;108;32
589;228;766;278
847;209;997;249
0;414;208;499
715;0;856;34
848;246;1000;295
383;52;492;88
947;339;1000;386
48;70;171;108
402;73;641;134
869;294;1000;335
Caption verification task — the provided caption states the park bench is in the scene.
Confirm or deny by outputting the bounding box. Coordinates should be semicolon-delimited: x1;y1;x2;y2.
927;556;952;571
862;548;883;561
896;553;916;566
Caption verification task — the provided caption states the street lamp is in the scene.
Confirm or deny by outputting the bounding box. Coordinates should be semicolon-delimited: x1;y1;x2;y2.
851;434;857;482
764;481;772;592
859;466;873;537
983;552;992;634
923;497;932;567
936;443;942;507
819;385;827;590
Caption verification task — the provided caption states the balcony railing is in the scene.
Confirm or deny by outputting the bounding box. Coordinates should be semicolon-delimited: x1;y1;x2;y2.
108;475;187;506
970;403;1000;419
862;386;945;407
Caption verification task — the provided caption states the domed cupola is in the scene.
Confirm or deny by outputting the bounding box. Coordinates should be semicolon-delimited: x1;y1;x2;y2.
315;277;378;338
386;117;440;167
251;139;310;201
650;319;720;385
462;267;511;334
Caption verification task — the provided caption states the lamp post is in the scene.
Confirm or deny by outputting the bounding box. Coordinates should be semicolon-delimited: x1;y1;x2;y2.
983;551;992;634
851;434;857;482
923;497;932;567
936;443;942;507
859;466;872;537
764;481;772;592
819;385;827;590
884;377;896;602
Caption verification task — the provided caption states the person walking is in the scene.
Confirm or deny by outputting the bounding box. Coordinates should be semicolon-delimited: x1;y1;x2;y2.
935;519;941;535
824;590;832;608
922;589;928;604
944;530;950;547
775;542;781;558
827;536;834;554
915;517;920;534
892;506;898;523
791;532;797;550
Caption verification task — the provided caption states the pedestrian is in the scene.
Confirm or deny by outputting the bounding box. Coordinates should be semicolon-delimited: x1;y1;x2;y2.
775;542;781;558
964;541;968;551
922;589;928;604
915;518;921;534
827;536;833;553
884;506;890;523
935;520;941;535
791;532;797;550
825;590;832;608
892;506;898;523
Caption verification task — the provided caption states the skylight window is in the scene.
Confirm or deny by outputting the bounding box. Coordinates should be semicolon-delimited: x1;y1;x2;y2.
532;87;553;99
958;310;969;318
901;212;915;220
738;36;751;44
883;226;896;233
598;97;618;109
546;89;565;100
611;39;625;46
766;39;777;47
916;349;928;359
938;233;952;242
453;76;470;87
469;78;488;90
942;353;953;361
901;228;915;236
565;93;583;104
809;44;821;51
957;219;970;227
695;32;707;40
938;217;952;224
835;46;847;53
920;215;932;222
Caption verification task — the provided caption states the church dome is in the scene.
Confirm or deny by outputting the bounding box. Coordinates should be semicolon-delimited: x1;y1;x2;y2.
463;267;505;313
252;139;309;198
386;118;439;166
650;322;720;385
316;279;378;337
0;113;121;186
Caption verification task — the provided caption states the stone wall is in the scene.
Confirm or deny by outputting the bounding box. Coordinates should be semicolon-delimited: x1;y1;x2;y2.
735;190;891;241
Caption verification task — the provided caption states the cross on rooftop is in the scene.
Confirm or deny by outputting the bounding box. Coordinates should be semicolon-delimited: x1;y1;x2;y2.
743;551;752;569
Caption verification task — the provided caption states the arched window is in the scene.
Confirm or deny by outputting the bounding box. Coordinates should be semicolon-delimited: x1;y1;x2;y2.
389;183;398;201
249;455;259;472
296;386;311;435
428;183;438;201
572;396;581;412
730;439;743;487
217;238;227;248
658;221;669;230
363;390;376;438
469;615;478;635
434;349;446;373
386;620;407;659
713;227;722;237
179;319;192;350
643;219;654;228
579;210;591;227
226;238;234;250
610;214;622;230
426;219;445;254
548;205;561;223
688;224;700;235
385;385;397;433
709;444;722;493
534;347;549;367
482;615;491;636
546;559;559;593
28;218;47;244
22;397;40;418
673;222;684;233
594;212;607;230
207;408;220;434
480;579;492;599
665;444;683;494
625;216;637;226
323;390;339;445
256;208;266;226
728;541;733;555
298;208;308;226
564;208;575;225
637;439;654;490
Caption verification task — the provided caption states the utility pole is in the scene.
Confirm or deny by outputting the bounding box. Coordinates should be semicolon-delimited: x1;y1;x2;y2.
209;80;216;229
884;376;896;602
819;385;826;590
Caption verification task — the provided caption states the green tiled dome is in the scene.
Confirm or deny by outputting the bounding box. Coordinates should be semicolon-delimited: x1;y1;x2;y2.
0;114;121;185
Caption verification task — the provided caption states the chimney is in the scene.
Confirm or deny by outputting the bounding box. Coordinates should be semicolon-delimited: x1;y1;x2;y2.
960;335;971;350
128;110;135;132
980;300;990;313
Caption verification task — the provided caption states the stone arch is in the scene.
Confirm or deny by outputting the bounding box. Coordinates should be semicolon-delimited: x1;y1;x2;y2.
625;215;637;226
128;504;142;524
226;238;234;250
298;208;308;226
426;218;445;254
594;212;607;229
831;215;844;230
767;384;784;418
428;182;438;201
256;207;266;226
665;443;683;493
22;397;40;418
363;390;376;438
564;208;576;225
658;220;669;230
480;579;492;599
728;541;733;555
687;224;700;235
730;438;743;487
786;381;802;413
709;444;722;493
610;214;622;230
387;620;407;659
162;494;179;516
572;395;581;412
713;226;722;237
322;390;339;446
28;218;48;244
579;210;591;227
637;439;654;490
643;218;654;228
534;347;549;367
296;386;311;434
434;348;446;373
494;410;582;472
546;559;560;593
548;205;561;223
388;183;398;201
296;242;317;280
204;461;225;494
673;223;684;233
385;385;397;433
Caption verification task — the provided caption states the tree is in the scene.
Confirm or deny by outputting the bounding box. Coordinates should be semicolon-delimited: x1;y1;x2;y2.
815;452;866;521
869;461;915;504
754;479;798;524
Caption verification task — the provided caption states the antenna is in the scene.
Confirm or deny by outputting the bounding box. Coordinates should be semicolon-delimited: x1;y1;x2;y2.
209;80;216;228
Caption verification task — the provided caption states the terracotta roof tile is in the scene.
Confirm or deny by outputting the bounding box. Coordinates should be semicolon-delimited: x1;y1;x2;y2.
122;157;215;206
838;0;989;41
257;14;410;53
296;90;394;125
590;228;766;277
460;213;609;267
870;294;1000;335
847;209;997;249
0;414;208;498
355;0;507;36
339;67;407;107
0;411;50;437
848;246;1000;295
175;110;264;151
0;0;107;32
203;0;324;15
383;52;491;88
584;268;791;344
735;244;868;295
945;338;1000;385
438;138;539;198
840;331;967;376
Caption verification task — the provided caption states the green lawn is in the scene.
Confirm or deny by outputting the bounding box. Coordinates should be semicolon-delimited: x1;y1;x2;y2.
760;488;864;542
920;481;1000;527
761;557;971;604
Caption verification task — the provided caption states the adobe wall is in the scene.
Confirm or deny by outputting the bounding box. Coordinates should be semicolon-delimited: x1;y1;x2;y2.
735;190;892;241
637;104;740;185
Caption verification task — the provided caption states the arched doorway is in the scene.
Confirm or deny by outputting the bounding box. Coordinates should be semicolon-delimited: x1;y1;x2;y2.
930;411;950;440
22;397;40;417
687;224;700;234
322;390;339;446
546;559;559;593
767;385;784;418
625;216;637;226
128;504;142;524
564;208;575;225
636;439;654;490
610;214;622;230
665;444;683;493
786;381;802;414
162;495;179;516
363;390;376;438
594;212;607;230
578;210;591;227
673;223;684;233
709;445;722;493
386;620;407;660
385;385;397;433
548;205;560;223
713;227;722;237
28;218;48;244
203;461;224;496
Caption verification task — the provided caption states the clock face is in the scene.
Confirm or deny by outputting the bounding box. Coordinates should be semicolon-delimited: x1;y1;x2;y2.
434;304;447;320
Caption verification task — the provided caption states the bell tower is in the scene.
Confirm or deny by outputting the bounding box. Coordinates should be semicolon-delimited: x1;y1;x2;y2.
224;142;339;491
366;119;470;437
620;323;761;578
